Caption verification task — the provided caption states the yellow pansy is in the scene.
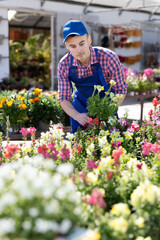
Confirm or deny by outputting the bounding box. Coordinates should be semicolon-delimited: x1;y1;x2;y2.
21;96;25;100
6;100;13;107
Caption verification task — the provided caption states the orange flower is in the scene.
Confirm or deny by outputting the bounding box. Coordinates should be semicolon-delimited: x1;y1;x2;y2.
0;98;6;108
30;97;40;103
24;116;29;120
34;88;43;95
16;95;22;99
6;100;13;107
19;104;27;109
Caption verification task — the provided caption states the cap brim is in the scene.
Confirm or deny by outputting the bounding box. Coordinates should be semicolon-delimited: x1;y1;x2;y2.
63;32;84;43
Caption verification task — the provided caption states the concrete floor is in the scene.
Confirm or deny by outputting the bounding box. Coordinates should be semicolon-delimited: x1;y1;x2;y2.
118;97;154;121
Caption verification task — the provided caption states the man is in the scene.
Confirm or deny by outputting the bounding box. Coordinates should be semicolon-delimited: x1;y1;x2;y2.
58;20;127;133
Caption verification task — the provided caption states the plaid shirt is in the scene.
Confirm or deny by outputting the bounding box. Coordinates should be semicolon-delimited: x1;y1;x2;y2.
58;46;127;102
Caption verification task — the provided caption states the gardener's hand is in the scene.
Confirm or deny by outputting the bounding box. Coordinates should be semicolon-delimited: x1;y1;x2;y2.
75;112;90;126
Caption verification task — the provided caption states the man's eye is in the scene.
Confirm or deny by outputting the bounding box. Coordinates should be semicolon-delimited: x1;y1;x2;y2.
80;43;84;46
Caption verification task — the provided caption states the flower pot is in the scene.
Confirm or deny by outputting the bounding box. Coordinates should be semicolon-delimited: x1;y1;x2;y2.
37;120;50;131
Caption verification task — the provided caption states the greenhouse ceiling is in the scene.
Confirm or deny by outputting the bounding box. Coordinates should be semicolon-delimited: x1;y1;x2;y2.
9;0;160;29
47;0;160;16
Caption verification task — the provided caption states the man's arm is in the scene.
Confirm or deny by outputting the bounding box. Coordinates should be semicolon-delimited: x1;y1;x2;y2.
60;100;90;126
118;94;126;106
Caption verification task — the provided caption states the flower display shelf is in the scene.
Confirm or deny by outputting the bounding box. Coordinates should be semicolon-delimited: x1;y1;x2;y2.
2;126;71;141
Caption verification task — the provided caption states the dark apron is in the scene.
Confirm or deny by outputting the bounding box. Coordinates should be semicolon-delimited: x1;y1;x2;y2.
69;48;116;133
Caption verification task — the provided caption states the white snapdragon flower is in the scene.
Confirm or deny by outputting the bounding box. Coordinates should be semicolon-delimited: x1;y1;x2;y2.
22;220;32;230
35;218;55;233
45;199;60;214
56;163;74;176
59;219;72;234
29;208;39;217
0;219;15;234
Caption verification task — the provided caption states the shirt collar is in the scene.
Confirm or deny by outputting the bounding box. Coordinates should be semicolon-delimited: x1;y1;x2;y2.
71;46;98;67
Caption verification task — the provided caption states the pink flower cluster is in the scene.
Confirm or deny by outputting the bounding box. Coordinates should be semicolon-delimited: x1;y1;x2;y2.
142;142;160;157
143;68;155;79
4;144;20;159
38;143;70;161
19;127;36;139
38;143;59;160
87;188;106;208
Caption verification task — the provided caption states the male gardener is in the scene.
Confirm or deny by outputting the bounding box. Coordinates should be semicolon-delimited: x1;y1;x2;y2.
58;20;127;133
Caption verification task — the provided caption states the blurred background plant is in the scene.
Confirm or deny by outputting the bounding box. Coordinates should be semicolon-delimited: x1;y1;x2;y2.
0;88;65;133
0;33;51;91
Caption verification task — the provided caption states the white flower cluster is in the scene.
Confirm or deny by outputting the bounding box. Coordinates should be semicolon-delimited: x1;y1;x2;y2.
131;180;160;209
0;156;81;239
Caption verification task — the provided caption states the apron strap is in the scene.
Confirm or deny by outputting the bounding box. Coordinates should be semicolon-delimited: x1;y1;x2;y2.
94;48;115;93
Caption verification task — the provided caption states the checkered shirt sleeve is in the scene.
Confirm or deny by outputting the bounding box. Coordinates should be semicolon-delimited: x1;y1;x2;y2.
58;54;72;102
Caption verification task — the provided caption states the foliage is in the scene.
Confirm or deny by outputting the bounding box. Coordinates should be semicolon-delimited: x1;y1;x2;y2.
9;33;51;88
87;81;122;122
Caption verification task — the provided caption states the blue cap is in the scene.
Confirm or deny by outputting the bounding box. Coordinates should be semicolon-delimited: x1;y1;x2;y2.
63;20;88;43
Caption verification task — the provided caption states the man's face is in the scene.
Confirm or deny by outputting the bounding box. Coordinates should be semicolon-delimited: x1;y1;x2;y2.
65;34;91;64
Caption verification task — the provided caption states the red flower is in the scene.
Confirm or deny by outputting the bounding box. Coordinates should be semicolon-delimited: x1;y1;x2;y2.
153;98;158;107
106;171;113;180
148;109;153;116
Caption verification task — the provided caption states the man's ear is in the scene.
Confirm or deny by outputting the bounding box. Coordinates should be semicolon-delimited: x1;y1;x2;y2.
88;35;92;45
65;42;70;51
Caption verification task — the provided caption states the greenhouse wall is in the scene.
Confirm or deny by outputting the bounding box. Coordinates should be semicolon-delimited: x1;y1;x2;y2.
0;9;9;82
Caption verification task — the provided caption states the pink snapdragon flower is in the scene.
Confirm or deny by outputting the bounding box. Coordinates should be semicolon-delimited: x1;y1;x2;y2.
19;128;30;137
28;127;36;135
87;160;98;170
131;122;140;131
60;145;70;161
112;147;123;165
142;142;160;156
88;188;106;208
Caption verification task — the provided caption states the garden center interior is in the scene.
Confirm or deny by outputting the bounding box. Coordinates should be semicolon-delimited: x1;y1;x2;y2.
0;0;160;90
